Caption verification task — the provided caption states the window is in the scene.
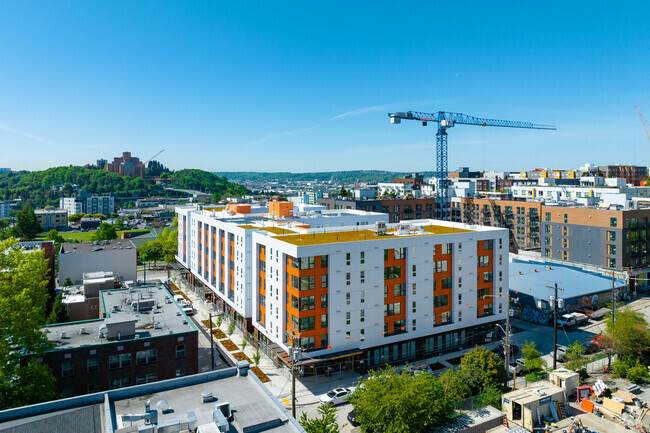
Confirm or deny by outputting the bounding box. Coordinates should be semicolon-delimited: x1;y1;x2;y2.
434;295;448;308
564;214;568;223
110;353;132;369
175;367;186;377
62;361;74;378
458;293;462;305
300;296;315;311
412;319;417;331
483;271;493;283
412;265;416;277
136;349;157;365
608;231;616;241
458;277;462;288
609;245;617;255
321;294;328;308
346;253;351;265
300;276;315;290
176;345;186;359
412;283;416;295
441;277;452;289
478;288;490;299
563;251;568;260
87;383;100;393
563;239;568;248
610;217;617;227
321;334;328;347
109;377;131;389
412;301;416;313
360;329;365;341
545;212;551;222
360;310;364;323
483;240;494;250
434;260;448;273
346;292;351;305
458;311;462;322
384;302;401;316
384;285;388;298
384;266;402;279
360;271;365;284
499;255;503;265
440;243;452;254
297;256;316;270
478;255;490;267
300;336;316;349
393;284;406;297
346;273;351;286
346;312;351;325
563;226;568;236
360;290;365;303
321;274;328;288
499;271;503;281
346;332;351;343
321;314;328;328
136;373;158;385
321;255;328;268
360;252;365;264
299;316;315;331
609;258;616;268
87;358;99;373
545;237;551;246
545;225;551;234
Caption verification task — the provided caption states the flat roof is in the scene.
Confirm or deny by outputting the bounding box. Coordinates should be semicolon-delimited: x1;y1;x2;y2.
509;259;625;300
44;284;196;350
274;224;472;246
60;239;136;253
433;406;504;433
113;373;302;432
502;381;564;405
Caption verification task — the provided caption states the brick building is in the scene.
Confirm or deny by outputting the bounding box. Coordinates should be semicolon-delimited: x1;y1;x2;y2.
106;151;146;178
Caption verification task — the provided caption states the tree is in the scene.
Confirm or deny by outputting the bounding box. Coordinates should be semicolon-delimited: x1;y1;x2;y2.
348;367;454;433
565;341;587;372
0;239;60;409
140;241;163;268
13;206;42;240
47;293;70;324
114;218;125;230
477;383;502;410
253;349;261;366
157;227;178;266
459;347;506;395
63;277;73;287
67;213;87;222
0;218;10;240
93;223;118;241
227;322;235;336
299;403;343;433
522;341;546;372
439;368;471;401
605;309;650;363
44;229;66;244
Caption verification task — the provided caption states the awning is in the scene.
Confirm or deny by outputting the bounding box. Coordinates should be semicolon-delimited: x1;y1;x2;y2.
295;348;362;366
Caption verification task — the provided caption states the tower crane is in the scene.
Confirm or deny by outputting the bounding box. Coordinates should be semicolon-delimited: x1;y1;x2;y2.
388;111;555;220
635;106;650;145
144;149;165;166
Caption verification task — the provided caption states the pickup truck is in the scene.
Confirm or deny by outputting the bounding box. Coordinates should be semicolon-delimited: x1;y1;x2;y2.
557;312;588;328
508;358;526;376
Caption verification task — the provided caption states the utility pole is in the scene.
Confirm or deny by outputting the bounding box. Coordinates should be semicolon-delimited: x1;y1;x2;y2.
289;329;300;418
504;294;511;389
553;283;558;370
209;313;215;370
611;272;617;326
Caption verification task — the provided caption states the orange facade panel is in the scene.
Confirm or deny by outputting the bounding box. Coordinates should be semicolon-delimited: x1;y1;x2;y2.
269;201;294;219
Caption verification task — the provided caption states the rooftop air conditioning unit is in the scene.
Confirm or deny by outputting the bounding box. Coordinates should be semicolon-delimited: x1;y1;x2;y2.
375;221;387;235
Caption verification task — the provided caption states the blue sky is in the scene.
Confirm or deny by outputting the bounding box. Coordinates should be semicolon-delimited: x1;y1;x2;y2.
1;1;649;173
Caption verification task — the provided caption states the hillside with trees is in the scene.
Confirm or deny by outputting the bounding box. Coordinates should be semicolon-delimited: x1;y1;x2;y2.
170;169;249;201
0;166;248;208
214;170;437;184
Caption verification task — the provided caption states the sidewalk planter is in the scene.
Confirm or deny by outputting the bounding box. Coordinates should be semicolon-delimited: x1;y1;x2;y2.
220;339;238;351
250;366;270;383
233;352;253;363
212;329;227;339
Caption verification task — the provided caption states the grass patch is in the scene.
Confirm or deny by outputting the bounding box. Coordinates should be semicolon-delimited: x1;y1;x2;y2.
212;329;227;339
233;352;253;363
220;339;238;351
525;371;543;383
251;366;270;383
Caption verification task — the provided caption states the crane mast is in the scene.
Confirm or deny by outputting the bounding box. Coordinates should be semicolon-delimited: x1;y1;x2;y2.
389;111;555;220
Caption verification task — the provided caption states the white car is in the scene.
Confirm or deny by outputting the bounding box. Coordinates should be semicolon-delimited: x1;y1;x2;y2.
550;345;568;361
319;387;352;406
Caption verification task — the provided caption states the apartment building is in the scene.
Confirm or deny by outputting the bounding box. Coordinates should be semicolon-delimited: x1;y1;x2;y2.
106;151;146;178
40;284;198;397
599;164;648;186
319;197;440;223
60;193;115;216
35;209;68;231
0;201;10;219
59;239;137;285
177;202;508;371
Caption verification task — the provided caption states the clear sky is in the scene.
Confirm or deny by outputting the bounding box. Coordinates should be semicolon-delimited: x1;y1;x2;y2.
1;1;649;173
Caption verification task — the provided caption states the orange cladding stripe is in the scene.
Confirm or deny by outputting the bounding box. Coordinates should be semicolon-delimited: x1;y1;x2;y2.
433;244;452;325
476;240;495;316
383;249;406;334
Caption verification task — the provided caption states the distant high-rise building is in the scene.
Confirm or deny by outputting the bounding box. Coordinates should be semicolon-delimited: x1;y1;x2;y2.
96;158;107;170
60;192;115;217
106;151;145;178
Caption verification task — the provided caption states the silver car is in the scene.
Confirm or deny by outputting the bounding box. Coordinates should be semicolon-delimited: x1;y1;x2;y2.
319;387;352;406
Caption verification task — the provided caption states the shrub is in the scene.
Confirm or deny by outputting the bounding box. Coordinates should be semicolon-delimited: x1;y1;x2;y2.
626;361;650;384
241;336;248;351
253;349;261;366
227;322;235;336
216;315;222;328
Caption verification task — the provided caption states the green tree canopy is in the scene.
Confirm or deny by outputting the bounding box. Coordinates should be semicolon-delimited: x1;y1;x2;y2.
522;341;546;372
349;367;454;433
47;292;70;325
459;346;507;395
140;241;164;267
606;309;650;363
0;218;11;240
68;213;88;222
44;229;66;244
93;223;118;241
0;239;60;408
439;368;471;401
13;206;43;240
299;403;343;433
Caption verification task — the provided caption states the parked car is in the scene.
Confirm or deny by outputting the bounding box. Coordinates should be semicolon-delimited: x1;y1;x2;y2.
403;361;433;376
347;410;359;426
319;387;352;406
508;358;527;376
550;345;568;362
492;343;520;358
557;312;589;328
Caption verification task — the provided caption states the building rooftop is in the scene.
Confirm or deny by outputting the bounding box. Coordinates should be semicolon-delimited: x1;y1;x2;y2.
44;284;196;350
34;208;67;214
60;239;136;254
509;259;625;300
433;405;504;433
0;368;304;433
502;381;564;405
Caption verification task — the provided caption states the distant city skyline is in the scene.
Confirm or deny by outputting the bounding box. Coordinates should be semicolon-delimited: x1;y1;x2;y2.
0;2;648;173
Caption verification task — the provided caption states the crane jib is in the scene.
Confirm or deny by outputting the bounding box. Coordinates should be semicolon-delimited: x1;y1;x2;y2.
388;111;556;130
